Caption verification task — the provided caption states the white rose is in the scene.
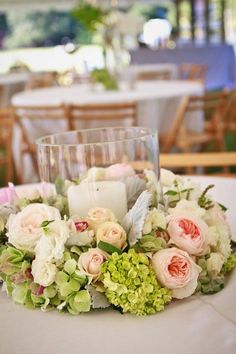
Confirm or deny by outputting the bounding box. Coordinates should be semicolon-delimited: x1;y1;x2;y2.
87;207;116;232
96;222;127;249
160;168;177;187
7;203;61;252
143;208;167;234
78;248;108;279
32;259;57;287
206;252;225;276
169;200;205;219
35;220;70;262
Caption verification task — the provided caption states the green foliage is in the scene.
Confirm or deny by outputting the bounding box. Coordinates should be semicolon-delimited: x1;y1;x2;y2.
198;185;214;210
133;235;167;253
71;1;108;33
91;68;118;91
5;10;79;49
100;249;171;316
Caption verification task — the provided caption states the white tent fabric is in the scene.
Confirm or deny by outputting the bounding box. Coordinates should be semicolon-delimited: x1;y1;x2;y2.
0;0;171;11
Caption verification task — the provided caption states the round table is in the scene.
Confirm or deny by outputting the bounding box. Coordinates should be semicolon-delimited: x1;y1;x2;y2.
12;80;204;133
0;176;236;354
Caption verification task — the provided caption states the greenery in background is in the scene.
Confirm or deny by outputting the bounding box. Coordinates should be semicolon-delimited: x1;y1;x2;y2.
2;10;80;49
91;68;118;91
71;1;108;34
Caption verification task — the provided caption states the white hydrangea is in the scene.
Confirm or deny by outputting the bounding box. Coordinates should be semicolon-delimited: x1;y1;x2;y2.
206;252;225;276
143;208;167;235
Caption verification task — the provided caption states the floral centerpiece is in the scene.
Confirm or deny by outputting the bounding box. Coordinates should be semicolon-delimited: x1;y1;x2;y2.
0;167;235;316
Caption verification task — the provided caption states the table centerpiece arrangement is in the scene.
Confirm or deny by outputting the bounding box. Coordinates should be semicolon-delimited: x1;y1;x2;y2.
0;127;235;316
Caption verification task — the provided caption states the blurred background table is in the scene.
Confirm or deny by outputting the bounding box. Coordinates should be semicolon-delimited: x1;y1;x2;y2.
11;80;204;182
130;44;236;91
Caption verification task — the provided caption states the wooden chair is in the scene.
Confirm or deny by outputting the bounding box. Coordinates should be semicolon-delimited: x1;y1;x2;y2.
160;91;231;155
178;63;208;83
25;72;57;90
0;108;14;185
160;152;236;176
66;102;137;130
136;70;171;81
13;104;69;183
223;89;236;133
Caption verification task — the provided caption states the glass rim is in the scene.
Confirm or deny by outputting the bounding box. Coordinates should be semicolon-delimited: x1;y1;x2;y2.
36;126;158;147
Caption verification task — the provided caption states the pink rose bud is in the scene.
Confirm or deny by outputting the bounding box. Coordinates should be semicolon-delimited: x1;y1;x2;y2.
0;183;18;205
75;221;89;232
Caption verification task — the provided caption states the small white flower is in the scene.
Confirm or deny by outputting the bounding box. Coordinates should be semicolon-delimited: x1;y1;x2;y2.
143;208;166;234
35;220;70;262
31;259;57;287
160;168;177;187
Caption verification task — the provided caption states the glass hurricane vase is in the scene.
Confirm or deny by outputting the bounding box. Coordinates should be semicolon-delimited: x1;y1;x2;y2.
37;127;160;220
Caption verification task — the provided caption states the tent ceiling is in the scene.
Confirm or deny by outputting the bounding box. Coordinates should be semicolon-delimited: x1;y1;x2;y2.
0;0;171;12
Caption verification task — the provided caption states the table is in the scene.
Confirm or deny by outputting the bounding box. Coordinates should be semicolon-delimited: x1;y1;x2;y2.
11;81;204;183
0;176;236;354
130;44;236;90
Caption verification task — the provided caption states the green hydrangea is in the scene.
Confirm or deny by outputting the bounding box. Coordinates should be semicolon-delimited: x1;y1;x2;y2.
100;249;171;316
222;253;236;273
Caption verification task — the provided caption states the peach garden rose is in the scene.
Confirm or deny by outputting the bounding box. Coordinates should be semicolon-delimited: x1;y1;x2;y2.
167;213;209;256
152;247;201;299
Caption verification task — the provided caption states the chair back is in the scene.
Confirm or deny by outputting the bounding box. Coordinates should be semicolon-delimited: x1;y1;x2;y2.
136;70;171;81
13;104;69;183
66;102;137;130
161;91;231;153
0;108;14;184
179;63;208;83
160;152;236;176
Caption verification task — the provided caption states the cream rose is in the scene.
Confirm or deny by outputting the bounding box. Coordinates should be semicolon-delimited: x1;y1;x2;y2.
35;220;70;262
96;222;127;249
105;163;135;180
152;248;201;299
31;259;57;287
167;213;209;256
78;248;108;279
87;207;116;232
7;203;61;252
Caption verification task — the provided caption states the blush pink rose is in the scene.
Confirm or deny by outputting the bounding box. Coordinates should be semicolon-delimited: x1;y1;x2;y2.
167;213;209;256
0;183;18;205
78;248;108;279
152;247;201;299
105;163;135;180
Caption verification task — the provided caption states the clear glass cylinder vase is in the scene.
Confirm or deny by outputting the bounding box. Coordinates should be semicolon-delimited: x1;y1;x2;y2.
37;127;160;220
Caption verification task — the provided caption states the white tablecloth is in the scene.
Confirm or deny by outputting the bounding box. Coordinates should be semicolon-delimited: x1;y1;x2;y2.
0;176;236;354
11;81;204;183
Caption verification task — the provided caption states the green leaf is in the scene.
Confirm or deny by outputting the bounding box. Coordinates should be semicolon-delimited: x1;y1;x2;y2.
218;202;227;212
55;271;69;285
41;220;54;228
98;241;122;255
164;190;178;196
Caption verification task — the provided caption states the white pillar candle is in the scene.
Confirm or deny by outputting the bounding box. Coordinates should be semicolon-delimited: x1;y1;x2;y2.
67;181;127;221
